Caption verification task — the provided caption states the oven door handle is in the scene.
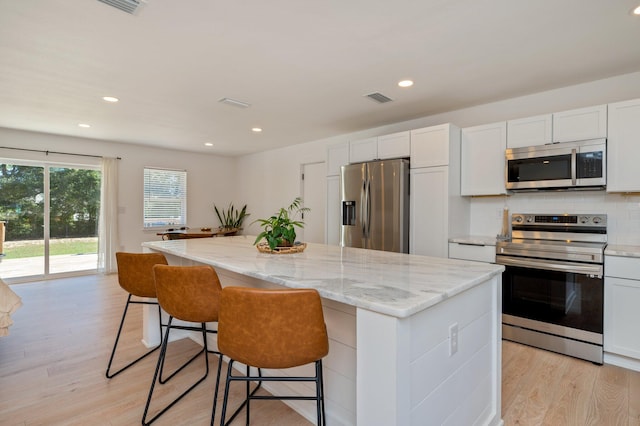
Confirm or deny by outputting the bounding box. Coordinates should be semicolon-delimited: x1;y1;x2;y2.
496;255;603;277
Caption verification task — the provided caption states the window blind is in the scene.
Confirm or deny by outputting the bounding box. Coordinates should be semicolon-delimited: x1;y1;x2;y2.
143;167;187;228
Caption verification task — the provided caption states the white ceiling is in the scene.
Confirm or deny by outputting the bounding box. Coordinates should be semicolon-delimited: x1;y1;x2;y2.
1;0;639;156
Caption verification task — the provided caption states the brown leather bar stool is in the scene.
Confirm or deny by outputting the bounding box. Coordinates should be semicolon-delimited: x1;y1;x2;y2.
217;287;329;426
142;264;224;425
106;252;168;379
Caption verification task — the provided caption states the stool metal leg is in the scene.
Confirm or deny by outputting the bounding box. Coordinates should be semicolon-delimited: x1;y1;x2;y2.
317;359;326;426
218;362;265;426
219;360;325;426
142;319;216;425
210;351;224;426
106;295;162;379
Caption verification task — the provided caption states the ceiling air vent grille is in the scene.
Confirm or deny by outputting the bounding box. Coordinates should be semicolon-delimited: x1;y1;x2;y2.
365;92;393;104
97;0;143;15
218;98;251;109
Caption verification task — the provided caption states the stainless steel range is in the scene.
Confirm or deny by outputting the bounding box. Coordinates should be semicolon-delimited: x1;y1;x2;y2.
496;213;607;364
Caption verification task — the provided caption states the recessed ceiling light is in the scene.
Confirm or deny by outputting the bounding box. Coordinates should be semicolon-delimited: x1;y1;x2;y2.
252;127;263;133
102;96;119;103
78;123;91;128
204;142;213;147
398;80;414;88
633;5;640;15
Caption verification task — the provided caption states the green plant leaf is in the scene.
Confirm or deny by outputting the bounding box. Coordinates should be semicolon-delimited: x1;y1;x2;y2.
214;203;250;229
252;197;310;246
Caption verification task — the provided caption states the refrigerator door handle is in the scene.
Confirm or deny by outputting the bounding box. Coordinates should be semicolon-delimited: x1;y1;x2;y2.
366;178;372;238
361;180;367;237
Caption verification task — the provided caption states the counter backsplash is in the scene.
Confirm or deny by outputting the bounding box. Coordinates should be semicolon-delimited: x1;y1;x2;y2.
468;191;640;246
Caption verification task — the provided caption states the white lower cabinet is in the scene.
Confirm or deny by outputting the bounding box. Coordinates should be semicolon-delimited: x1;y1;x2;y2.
448;242;496;263
604;254;640;370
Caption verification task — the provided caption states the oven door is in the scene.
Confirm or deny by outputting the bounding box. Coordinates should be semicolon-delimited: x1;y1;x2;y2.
498;255;603;338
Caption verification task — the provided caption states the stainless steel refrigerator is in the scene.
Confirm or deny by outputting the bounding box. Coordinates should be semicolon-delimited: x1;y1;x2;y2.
340;159;409;253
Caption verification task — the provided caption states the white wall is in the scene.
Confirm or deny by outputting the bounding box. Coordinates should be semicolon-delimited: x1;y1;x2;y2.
0;128;237;252
235;138;331;237
237;71;640;246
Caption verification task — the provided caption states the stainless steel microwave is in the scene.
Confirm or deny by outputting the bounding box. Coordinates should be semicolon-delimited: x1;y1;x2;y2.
506;139;606;191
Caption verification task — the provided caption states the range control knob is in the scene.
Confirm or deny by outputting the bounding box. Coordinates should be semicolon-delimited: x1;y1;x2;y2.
579;216;590;224
593;216;603;224
513;215;524;224
526;216;534;223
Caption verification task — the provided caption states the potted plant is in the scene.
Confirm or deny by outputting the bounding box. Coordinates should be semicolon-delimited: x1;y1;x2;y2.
253;197;310;251
213;203;249;235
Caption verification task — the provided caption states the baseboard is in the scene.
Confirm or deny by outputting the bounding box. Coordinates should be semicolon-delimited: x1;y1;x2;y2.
604;352;640;372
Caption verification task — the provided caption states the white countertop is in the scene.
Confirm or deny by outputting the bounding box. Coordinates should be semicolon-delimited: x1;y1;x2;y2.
605;244;640;258
142;235;504;318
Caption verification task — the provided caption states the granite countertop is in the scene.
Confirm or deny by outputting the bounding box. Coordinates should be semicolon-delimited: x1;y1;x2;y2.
142;235;504;319
605;244;640;258
448;235;498;246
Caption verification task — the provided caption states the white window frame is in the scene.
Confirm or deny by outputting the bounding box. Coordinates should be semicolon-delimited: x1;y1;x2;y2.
143;167;187;229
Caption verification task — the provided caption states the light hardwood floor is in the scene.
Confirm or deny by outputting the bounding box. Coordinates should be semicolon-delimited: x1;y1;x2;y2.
1;274;639;425
502;340;640;425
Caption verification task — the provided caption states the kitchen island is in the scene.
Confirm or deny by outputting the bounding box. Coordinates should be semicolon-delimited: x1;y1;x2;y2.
142;236;504;426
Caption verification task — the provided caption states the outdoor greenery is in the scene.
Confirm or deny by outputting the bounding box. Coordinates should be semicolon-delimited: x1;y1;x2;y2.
253;197;310;250
0;164;101;241
3;239;98;259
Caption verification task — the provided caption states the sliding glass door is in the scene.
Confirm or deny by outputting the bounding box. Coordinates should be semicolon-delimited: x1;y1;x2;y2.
0;164;45;278
49;166;100;275
0;161;100;280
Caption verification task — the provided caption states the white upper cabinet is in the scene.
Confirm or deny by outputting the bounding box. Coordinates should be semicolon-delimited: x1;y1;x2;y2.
349;137;378;163
377;131;410;160
552;104;607;143
461;122;507;196
506;114;552;148
607;98;640;192
410;124;455;168
326;142;349;176
350;132;411;163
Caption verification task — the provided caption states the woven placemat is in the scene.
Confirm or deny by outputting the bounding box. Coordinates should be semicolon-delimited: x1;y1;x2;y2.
256;242;307;254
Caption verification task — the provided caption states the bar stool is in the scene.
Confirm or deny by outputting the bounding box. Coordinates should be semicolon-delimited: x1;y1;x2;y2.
217;287;329;426
106;252;168;379
142;264;224;425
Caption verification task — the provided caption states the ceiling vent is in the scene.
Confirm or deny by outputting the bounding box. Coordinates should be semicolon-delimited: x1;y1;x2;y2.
218;98;251;109
97;0;145;15
364;92;393;104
